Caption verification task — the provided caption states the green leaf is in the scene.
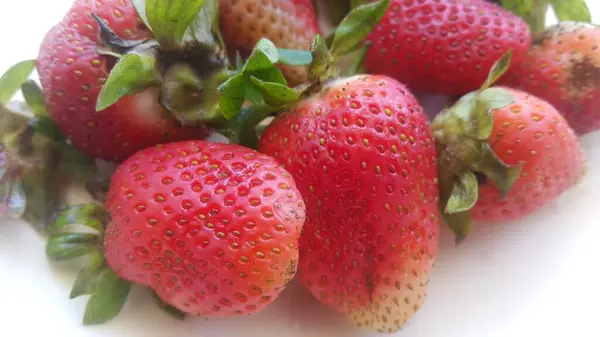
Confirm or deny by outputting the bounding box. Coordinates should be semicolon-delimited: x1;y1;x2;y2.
309;35;336;82
444;211;473;244
218;73;246;120
21;80;47;116
56;144;97;181
30;116;65;142
83;268;131;325
277;49;313;66
70;251;106;298
133;0;152;31
184;0;217;44
479;143;522;199
145;0;206;45
0;60;36;104
249;77;299;106
330;0;390;57
445;171;479;214
46;233;101;261
46;203;108;234
96;53;156;111
475;88;515;140
550;0;591;23
501;0;548;32
21;168;60;229
243;41;286;85
480;50;512;90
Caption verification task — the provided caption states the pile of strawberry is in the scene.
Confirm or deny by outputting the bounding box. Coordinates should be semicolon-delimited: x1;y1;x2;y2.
0;0;597;333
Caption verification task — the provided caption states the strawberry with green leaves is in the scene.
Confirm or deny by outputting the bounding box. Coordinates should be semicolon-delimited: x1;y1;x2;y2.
432;51;586;240
37;0;229;162
244;2;440;332
501;22;600;135
45;140;305;324
219;0;321;86
362;0;532;95
0;60;95;230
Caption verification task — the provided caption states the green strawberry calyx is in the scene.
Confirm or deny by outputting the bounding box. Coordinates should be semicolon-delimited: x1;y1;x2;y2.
499;0;592;33
431;51;522;242
0;61;96;231
45;203;186;325
96;0;230;124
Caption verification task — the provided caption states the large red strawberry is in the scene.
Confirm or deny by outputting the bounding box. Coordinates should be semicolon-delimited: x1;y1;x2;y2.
432;52;586;239
37;0;227;162
45;140;305;324
260;74;440;332
219;0;321;86
363;0;531;95
501;22;600;135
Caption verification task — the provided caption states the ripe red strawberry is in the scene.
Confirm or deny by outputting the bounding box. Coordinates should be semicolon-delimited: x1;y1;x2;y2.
432;52;586;239
363;0;531;95
259;74;440;332
219;0;321;86
501;22;600;135
37;0;215;162
46;140;305;323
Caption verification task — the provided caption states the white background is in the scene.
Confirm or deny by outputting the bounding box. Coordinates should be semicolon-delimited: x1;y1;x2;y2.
1;1;599;337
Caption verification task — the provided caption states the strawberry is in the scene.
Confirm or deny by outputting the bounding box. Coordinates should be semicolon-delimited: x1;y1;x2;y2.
501;22;600;135
219;0;321;86
432;52;586;240
259;74;440;332
45;140;305;323
363;0;532;95
37;0;229;162
253;3;440;330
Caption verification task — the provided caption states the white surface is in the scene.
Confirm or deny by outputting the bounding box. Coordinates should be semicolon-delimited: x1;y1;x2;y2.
1;1;599;337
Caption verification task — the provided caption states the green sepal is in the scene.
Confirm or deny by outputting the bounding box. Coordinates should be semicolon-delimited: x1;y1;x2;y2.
30;116;65;142
0;60;36;104
243;39;285;84
133;0;151;31
216;104;275;150
277;49;313;66
550;0;591;23
145;0;207;46
330;0;390;57
21;80;47;116
445;171;479;214
218;73;246;120
46;203;109;234
474;87;515;140
152;291;187;320
500;0;549;32
70;251;106;298
21;167;60;230
478;144;522;198
308;35;336;82
96;53;157;111
249;77;300;106
444;210;473;244
82;268;132;325
480;50;512;90
183;0;217;45
56;144;97;181
46;233;102;261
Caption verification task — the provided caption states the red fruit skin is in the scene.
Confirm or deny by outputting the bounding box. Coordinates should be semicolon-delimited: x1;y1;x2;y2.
37;0;210;162
472;88;586;222
259;75;440;332
104;141;305;316
364;0;531;95
501;22;600;135
219;0;321;86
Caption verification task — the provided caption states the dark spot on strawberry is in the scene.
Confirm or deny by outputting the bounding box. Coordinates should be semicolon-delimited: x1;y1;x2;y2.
569;57;600;95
